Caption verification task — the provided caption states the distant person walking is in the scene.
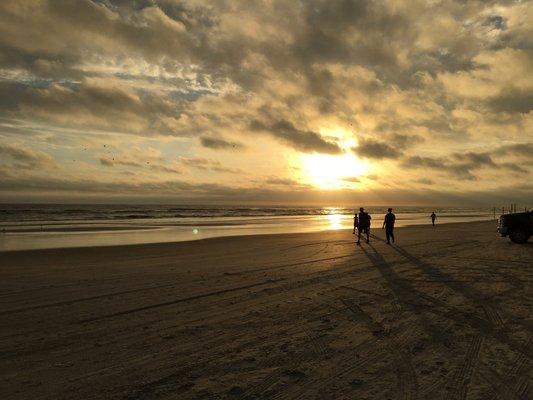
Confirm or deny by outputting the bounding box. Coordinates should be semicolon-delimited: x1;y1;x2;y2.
383;208;396;244
357;207;371;245
431;212;437;226
353;212;359;236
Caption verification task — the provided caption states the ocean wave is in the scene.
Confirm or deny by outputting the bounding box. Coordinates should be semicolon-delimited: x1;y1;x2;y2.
0;204;493;223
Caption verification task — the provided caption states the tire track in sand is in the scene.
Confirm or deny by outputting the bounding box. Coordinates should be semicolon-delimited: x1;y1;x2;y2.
443;334;483;400
342;298;418;400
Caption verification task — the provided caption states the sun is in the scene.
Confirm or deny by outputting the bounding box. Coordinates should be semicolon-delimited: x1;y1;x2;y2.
300;152;370;189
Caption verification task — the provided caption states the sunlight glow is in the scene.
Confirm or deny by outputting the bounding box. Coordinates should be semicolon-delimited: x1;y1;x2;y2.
300;152;370;190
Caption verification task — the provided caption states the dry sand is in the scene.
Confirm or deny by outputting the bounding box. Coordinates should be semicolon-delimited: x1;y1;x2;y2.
1;220;532;399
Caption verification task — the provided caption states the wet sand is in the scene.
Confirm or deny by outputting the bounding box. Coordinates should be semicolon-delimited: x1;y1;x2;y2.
1;220;532;399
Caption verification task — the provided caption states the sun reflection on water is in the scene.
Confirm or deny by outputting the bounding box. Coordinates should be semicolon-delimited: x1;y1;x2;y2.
327;213;343;230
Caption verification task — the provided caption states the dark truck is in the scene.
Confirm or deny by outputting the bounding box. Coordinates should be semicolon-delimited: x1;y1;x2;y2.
498;211;533;243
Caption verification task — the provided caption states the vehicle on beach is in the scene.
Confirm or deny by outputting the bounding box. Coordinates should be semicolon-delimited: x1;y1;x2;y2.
498;211;532;244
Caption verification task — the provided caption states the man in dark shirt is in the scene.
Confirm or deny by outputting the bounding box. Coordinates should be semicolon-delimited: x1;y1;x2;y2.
357;207;371;245
383;208;396;244
431;212;437;226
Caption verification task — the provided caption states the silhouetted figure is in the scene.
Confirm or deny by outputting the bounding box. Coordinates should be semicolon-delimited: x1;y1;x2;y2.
356;207;371;245
352;212;359;236
431;212;437;226
383;208;396;244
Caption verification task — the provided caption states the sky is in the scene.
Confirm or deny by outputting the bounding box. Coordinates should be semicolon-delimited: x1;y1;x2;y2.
0;0;532;206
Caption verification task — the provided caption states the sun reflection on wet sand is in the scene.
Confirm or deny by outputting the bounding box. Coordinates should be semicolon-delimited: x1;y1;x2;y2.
327;213;343;230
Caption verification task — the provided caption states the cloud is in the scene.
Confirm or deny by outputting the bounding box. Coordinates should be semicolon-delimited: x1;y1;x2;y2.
353;139;402;159
1;173;532;207
99;157;181;173
149;164;181;174
200;136;244;150
99;157;143;168
0;79;185;136
0;143;57;169
487;87;533;114
390;134;424;149
0;0;532;202
342;176;360;182
415;178;434;185
402;147;531;181
97;146;182;173
352;133;422;160
495;142;533;159
452;152;496;167
402;156;477;180
179;157;241;174
263;177;302;186
250;119;342;154
179;157;210;169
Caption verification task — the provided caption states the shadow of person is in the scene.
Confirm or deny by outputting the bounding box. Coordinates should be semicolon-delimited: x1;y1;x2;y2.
390;244;486;305
387;243;533;358
359;243;533;399
360;243;454;347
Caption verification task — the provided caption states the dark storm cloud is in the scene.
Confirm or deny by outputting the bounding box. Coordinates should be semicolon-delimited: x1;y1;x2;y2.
250;119;342;154
200;137;244;150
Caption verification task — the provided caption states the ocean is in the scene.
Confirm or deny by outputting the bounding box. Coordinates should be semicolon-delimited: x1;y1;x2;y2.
0;204;494;251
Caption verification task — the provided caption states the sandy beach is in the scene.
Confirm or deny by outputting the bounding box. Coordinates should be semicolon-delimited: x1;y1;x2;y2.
1;220;532;399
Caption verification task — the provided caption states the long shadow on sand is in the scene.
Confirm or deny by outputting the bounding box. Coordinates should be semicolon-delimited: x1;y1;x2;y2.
388;240;533;331
360;244;533;398
383;241;533;398
361;242;532;359
360;244;455;346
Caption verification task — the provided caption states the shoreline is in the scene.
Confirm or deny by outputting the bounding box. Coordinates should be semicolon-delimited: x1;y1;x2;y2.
0;218;495;254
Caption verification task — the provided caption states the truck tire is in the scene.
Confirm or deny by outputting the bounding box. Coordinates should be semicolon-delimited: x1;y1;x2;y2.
509;228;530;244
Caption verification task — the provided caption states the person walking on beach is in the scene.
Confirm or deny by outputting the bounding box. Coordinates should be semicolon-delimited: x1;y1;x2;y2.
383;208;396;244
431;211;437;226
356;207;371;245
353;212;359;236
